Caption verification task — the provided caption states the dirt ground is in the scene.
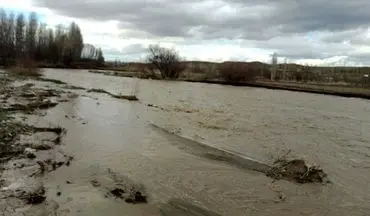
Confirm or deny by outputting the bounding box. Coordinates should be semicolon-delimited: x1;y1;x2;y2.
0;73;76;215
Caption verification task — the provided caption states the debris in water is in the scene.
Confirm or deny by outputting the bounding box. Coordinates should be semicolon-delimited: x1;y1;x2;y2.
56;191;61;196
52;161;57;170
36;77;67;85
87;88;139;101
91;179;100;187
4;101;58;112
37;161;45;174
25;148;36;159
267;159;328;184
21;186;46;204
110;188;125;198
132;191;147;204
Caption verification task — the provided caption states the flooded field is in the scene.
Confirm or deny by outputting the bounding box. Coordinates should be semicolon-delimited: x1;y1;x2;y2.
2;68;369;215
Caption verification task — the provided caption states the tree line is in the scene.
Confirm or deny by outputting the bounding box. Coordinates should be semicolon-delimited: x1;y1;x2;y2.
0;9;104;67
145;44;259;81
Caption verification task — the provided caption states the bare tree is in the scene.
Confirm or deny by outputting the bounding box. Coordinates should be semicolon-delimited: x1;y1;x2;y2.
63;22;84;65
146;44;185;79
5;12;15;64
25;12;38;59
0;10;105;68
97;48;104;65
15;13;25;59
0;9;7;65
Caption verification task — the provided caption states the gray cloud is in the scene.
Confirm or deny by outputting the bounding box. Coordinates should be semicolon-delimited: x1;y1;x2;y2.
33;0;370;38
102;44;148;61
32;0;370;63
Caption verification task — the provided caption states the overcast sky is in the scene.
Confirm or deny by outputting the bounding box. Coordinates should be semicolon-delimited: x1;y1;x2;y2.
1;0;370;65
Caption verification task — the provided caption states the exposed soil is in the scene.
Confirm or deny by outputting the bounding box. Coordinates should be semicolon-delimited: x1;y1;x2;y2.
159;198;221;216
266;159;329;184
4;101;59;112
36;77;67;85
90;168;148;204
0;73;73;215
147;103;199;113
87;88;139;101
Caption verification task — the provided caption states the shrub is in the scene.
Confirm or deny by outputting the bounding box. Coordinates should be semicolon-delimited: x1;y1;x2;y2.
146;44;185;79
7;58;41;77
138;63;159;79
219;62;258;82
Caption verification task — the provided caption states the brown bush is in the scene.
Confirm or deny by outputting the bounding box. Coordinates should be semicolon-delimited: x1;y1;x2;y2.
219;62;258;82
7;58;41;77
138;63;159;79
146;44;185;79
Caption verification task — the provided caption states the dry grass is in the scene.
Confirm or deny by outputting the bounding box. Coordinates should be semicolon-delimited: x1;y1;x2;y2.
7;59;41;77
7;66;42;77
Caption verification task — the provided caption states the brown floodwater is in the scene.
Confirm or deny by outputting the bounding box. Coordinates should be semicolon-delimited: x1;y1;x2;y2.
28;68;370;215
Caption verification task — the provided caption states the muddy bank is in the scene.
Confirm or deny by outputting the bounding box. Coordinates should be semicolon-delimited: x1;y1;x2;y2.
87;88;138;101
0;73;74;215
184;79;370;100
87;68;370;100
159;198;221;216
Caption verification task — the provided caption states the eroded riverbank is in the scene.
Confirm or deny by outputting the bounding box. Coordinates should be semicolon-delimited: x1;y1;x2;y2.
0;73;76;215
1;69;370;215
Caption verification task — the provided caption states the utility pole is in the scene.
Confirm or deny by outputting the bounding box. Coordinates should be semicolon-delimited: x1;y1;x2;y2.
270;52;278;81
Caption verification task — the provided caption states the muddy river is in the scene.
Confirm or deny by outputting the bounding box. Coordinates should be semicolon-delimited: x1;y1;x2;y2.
22;68;370;215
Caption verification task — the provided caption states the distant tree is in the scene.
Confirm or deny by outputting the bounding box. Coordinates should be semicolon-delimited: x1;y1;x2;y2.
0;10;104;68
35;22;47;61
97;48;105;65
54;24;67;63
0;9;7;65
219;62;258;82
146;44;185;79
63;22;83;65
5;12;15;64
25;12;38;59
15;13;25;59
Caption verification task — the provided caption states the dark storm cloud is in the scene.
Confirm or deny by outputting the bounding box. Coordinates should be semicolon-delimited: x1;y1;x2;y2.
33;0;370;39
32;0;370;62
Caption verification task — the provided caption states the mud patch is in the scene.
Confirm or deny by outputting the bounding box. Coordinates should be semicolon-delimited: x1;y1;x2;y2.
159;198;221;216
64;85;86;90
32;126;65;136
267;159;329;184
147;104;199;113
87;88;138;101
90;168;148;204
0;73;70;215
36;77;67;85
18;131;62;151
22;185;46;204
4;101;58;112
197;121;226;130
